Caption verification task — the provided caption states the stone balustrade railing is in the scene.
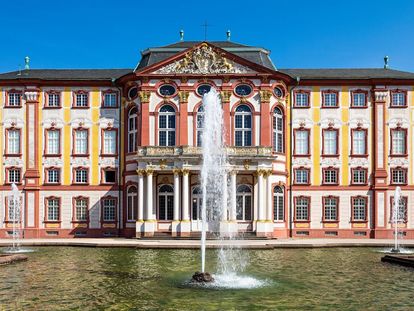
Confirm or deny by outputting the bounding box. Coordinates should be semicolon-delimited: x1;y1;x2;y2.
137;146;274;157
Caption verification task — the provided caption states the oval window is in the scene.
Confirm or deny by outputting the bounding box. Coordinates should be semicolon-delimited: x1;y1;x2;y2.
128;86;138;100
159;84;176;97
197;84;212;96
235;84;252;96
274;87;284;98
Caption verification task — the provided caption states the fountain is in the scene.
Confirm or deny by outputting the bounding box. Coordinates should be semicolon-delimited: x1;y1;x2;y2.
191;88;264;288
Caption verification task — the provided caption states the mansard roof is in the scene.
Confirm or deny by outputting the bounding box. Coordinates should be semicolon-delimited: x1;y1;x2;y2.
279;68;414;80
137;41;276;71
0;69;132;81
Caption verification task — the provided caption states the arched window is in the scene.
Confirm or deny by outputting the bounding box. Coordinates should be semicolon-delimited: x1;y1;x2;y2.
234;105;252;146
273;186;284;221
128;107;137;153
158;184;174;220
192;186;203;220
273;107;283;153
196;105;204;147
127;186;137;221
236;184;252;221
159;105;175;146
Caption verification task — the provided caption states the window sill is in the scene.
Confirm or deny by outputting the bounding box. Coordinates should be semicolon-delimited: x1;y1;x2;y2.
100;154;118;157
321;154;339;158
71;154;90;157
390;183;408;186
321;106;339;109
72;183;90;186
71;220;89;224
4;105;23;109
350;220;368;223
71;106;90;109
389;105;408;109
293;106;310;109
101;106;119;109
4;154;22;158
293;183;311;186
4;182;22;186
322;220;339;223
350;154;368;158
389;154;408;158
293;220;310;223
43;183;62;186
43;106;62;109
350;105;368;109
350;183;368;186
293;154;311;158
43;220;61;224
44;154;62;158
321;183;339;186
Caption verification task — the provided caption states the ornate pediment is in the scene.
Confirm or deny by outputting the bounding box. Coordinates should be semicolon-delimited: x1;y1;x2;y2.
153;43;255;75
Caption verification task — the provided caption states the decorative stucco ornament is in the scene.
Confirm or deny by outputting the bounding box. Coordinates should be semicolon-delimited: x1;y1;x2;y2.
154;44;252;74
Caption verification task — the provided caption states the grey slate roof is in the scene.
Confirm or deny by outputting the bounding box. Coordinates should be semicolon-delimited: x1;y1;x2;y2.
136;41;276;71
279;68;414;80
0;69;132;81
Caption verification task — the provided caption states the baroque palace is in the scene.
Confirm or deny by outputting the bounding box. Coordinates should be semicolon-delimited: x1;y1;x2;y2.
1;40;414;239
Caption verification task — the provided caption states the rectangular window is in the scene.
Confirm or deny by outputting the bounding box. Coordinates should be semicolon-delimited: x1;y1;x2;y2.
295;197;309;221
47;198;60;221
352;130;366;155
103;93;117;107
47;169;60;184
8;168;21;183
103;169;116;183
323;169;338;184
323;130;338;155
103;130;117;155
8;196;20;222
295;169;309;184
75;169;88;184
47;130;60;155
352;168;367;184
8;92;22;106
295;92;310;107
323;197;338;221
74;130;88;155
295;130;309;155
391;197;407;223
75;198;88;221
391;168;407;184
75;92;88;107
323;92;338;107
352;92;366;107
391;92;406;107
391;129;406;155
7;129;20;154
352;197;367;221
103;198;116;221
47;92;61;107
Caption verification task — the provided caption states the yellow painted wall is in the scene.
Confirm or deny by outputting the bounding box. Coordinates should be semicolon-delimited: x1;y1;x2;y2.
63;88;72;185
340;87;349;185
91;89;100;185
312;87;321;185
38;90;43;182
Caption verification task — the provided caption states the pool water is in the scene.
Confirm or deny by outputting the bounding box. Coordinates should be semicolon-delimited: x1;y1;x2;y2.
0;247;413;310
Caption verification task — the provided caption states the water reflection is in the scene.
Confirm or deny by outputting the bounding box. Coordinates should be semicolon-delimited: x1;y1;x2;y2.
0;247;413;310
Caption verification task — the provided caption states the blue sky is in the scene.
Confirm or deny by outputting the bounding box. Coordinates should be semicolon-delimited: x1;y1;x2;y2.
1;0;414;72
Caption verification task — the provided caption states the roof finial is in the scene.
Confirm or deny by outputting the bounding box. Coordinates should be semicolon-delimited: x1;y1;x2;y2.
226;30;231;41
179;30;184;41
384;55;389;69
24;56;30;70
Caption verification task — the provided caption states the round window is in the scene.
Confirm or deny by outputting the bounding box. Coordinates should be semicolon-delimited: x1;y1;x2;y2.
274;87;284;98
197;84;212;96
128;86;138;100
159;84;176;97
235;84;252;96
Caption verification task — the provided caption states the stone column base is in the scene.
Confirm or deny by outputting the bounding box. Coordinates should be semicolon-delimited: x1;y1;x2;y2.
143;221;156;237
135;220;145;238
256;221;273;237
179;221;191;237
219;221;239;237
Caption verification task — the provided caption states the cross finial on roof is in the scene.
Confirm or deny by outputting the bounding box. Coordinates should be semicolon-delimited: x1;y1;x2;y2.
201;20;210;41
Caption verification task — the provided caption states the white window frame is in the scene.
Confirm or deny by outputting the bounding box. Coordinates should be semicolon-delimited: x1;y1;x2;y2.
128;108;137;153
234;105;252;147
273;107;283;153
158;106;176;146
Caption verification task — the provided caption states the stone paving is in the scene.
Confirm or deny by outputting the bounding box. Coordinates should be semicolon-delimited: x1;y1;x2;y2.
1;238;413;249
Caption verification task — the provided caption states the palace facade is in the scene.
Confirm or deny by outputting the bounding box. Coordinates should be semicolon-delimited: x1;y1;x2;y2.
1;41;414;239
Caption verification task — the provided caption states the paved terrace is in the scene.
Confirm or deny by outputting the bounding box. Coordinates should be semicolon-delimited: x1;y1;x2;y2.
1;238;413;249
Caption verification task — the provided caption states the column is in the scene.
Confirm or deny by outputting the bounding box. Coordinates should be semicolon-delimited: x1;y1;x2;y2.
145;169;154;220
230;171;237;221
266;171;273;221
259;90;272;146
139;91;151;146
221;171;228;221
257;170;265;221
137;170;144;221
178;91;189;145
173;169;180;221
181;169;189;221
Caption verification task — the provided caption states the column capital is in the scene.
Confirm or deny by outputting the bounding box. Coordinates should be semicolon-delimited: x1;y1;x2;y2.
145;168;154;176
255;169;267;177
259;90;272;103
263;169;273;177
178;91;190;102
230;170;238;176
136;169;146;176
139;91;151;103
374;89;388;102
181;168;190;176
173;168;181;176
24;90;40;103
220;90;231;103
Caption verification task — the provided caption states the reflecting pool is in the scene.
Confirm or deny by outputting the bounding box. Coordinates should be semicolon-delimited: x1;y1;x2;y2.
0;247;413;310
